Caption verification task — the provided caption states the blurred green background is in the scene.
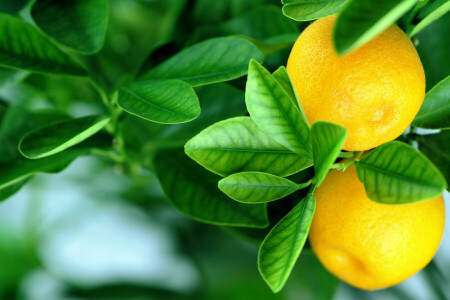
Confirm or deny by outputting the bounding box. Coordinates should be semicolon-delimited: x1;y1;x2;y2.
0;0;448;299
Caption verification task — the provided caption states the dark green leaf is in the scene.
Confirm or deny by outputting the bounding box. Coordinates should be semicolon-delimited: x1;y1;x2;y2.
417;131;450;190
282;0;349;21
0;67;27;90
356;141;446;204
19;115;110;159
258;194;316;293
0;137;108;189
140;37;263;86
218;172;299;203
0;0;28;15
0;13;86;75
246;60;312;158
154;149;269;228
0;177;30;201
31;0;109;54
311;121;347;187
118;80;200;124
407;0;450;37
185;117;312;177
412;75;450;129
334;0;417;55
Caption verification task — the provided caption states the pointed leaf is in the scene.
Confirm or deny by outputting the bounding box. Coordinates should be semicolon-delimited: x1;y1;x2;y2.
334;0;417;55
218;172;300;203
118;80;200;124
407;0;450;37
140;37;264;86
412;75;450;129
311;122;347;187
0;13;86;75
282;0;349;21
356;141;446;204
31;0;109;54
246;60;312;158
272;66;299;109
19;115;110;159
185;117;312;177
154;149;269;228
258;194;316;293
417;131;450;190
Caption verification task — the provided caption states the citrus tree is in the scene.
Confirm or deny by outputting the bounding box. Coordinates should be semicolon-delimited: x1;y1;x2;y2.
0;0;449;298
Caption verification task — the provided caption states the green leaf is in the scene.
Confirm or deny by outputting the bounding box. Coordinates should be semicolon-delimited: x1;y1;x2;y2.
272;66;300;110
258;193;316;293
19;115;110;159
154;149;269;228
334;0;417;55
118;80;200;124
185;117;312;177
311;121;347;187
154;83;247;145
417;131;450;190
412;75;450;129
246;60;312;159
218;172;300;203
31;0;109;54
282;0;349;21
0;13;86;75
0;67;27;90
407;0;450;37
0;177;30;201
0;137;108;189
140;37;263;86
356;141;446;204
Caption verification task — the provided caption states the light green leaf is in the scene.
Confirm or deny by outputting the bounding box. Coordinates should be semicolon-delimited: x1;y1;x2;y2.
417;131;450;190
19;115;110;159
185;117;312;177
334;0;417;55
31;0;109;54
407;0;450;37
311;121;347;187
218;172;301;203
118;80;200;124
282;0;349;21
356;141;446;204
412;75;450;129
246;60;312;159
154;149;269;228
140;37;264;86
0;137;107;189
0;13;86;75
272;66;300;110
258;193;316;293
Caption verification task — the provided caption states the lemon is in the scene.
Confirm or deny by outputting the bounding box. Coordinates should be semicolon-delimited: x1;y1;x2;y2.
287;16;425;151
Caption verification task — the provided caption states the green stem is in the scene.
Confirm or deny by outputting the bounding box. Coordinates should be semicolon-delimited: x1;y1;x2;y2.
337;151;354;158
331;151;363;171
89;78;110;110
90;148;123;163
297;179;313;190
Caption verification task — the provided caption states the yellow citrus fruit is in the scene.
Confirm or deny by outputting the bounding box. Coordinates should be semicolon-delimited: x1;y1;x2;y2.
286;16;425;151
308;164;445;290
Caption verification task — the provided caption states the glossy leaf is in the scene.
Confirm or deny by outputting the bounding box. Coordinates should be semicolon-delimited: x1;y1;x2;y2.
356;141;446;204
407;0;450;37
154;149;269;228
0;13;86;75
0;177;30;201
246;60;312;159
31;0;109;54
140;37;263;86
258;194;316;293
311;122;347;187
272;66;300;110
282;0;349;21
417;131;450;190
185;117;312;177
218;172;299;203
412;75;450;129
334;0;417;55
118;80;200;124
19;115;110;159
